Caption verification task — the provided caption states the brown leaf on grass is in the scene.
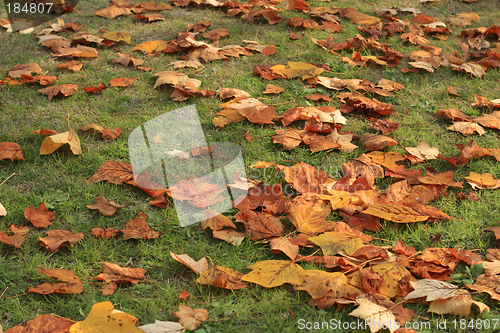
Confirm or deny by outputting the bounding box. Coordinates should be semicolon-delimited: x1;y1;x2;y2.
32;128;57;135
101;31;131;44
418;168;463;187
233;209;284;241
201;209;236;231
87;196;125;216
24;203;55;228
405;140;440;163
215;88;250;100
28;267;83;295
338;92;394;117
38;230;84;253
81;124;122;141
91;227;122;238
8;62;43;78
203;28;229;43
428;289;489;316
95;6;131;19
135;13;165;22
458;141;491;160
342;154;385;186
242;260;304;288
57;60;83;72
0;224;28;248
370;118;400;135
196;265;247;289
0;142;24;161
6;314;74;332
283;162;328;195
344;9;381;25
40;129;81;155
467;274;500;301
270;237;299;260
122;210;159;240
348;298;397;332
309;231;363;256
363;202;451;223
94;262;146;286
437;107;473;122
83;82;107;94
272;61;324;80
213;108;246;127
173;305;209;331
170;251;209;274
132;40;168;54
262;83;284;94
238;106;280;124
363;133;398;151
38;84;78;102
112;52;144;67
86;161;134;184
447;86;460;96
366;151;405;170
305;93;332;103
20;74;57;86
448;122;485;136
472;94;500;113
212;229;246;246
340;211;382;232
475;111;500;130
109;77;136;87
242;8;284;25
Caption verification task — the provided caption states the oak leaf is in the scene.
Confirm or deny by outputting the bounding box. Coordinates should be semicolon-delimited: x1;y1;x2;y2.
24;203;55;228
242;260;305;288
38;84;78;102
87;196;125;216
40;129;81;155
69;301;144;333
170;251;209;274
173;305;209;331
362;202;451;223
0;142;24;161
38;230;84;253
122;210;159;240
28;267;83;294
196;265;247;289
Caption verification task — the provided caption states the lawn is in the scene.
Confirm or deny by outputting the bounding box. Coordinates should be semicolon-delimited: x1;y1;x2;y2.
1;0;500;332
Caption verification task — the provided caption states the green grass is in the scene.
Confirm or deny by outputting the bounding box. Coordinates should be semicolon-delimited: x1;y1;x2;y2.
1;0;500;331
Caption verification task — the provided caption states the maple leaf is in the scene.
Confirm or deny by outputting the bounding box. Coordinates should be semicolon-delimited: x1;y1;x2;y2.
122;210;159;240
295;270;362;300
20;74;57;86
370;118;400;135
405;140;440;163
109;77;136;87
309;231;363;256
242;8;284;25
170;251;209;274
0;223;28;247
283;162;328;195
112;52;144;67
196;265;247;289
201;209;236;231
271;128;303;150
132;40;168;54
448;121;485;136
467;274;500;301
215;88;250;100
91;227;121;239
86;161;134;184
212;229;246;246
287;196;334;235
270;237;299;260
0;142;24;161
135;13;166;22
86;196;126;216
7;314;74;332
173;305;209;331
38;230;84;253
28;267;83;295
418;168;463;188
238;106;280;124
8;62;42;78
242;260;305;288
344;9;381;25
94;262;146;287
363;133;398;151
475;111;500;130
348;297;398;333
69;301;144;332
203;28;230;43
465;172;500;189
362;202;451;223
38;84;78;102
342;154;384;186
40;129;82;155
262;83;284;94
24;203;55;228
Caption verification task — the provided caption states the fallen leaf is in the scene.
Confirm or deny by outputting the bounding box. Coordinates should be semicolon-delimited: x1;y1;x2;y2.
83;82;107;94
448;122;485;136
405;140;440;163
7;314;74;333
38;83;77;101
179;290;189;299
86;196;126;216
404;279;459;301
196;265;247;289
95;6;132;19
112;52;144;67
24;203;55;228
234;209;284;240
138;320;185;333
348;297;397;333
363;133;398;150
8;62;42;78
57;60;83;72
309;231;363;256
242;260;304;288
109;77;136;87
28;267;83;295
465;172;500;189
94;262;146;285
172;305;209;331
427;289;489;316
86;161;134;184
362;202;451;223
212;229;246;246
370;118;400;135
0;203;6;216
295;270;362;300
91;227;122;239
20;74;57;86
69;301;144;333
122;210;159;240
0;142;24;161
40;129;82;155
287;196;334;235
262;83;284;94
38;230;84;253
170;251;209;274
270;237;299;260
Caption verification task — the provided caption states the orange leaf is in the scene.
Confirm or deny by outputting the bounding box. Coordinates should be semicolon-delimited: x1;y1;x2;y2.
95;6;132;19
122;210;159;240
0;142;24;161
91;227;122;238
173;305;209;331
38;230;84;253
83;82;107;94
262;83;284;94
283;162;328;195
94;262;146;284
295;270;362;300
179;289;190;299
271;128;303;150
57;60;83;72
87;196;125;216
28;267;83;295
201;209;236;231
212;229;246;246
32;128;57;135
362;202;451;223
170;251;209;274
8;62;43;78
233;209;284;240
238;106;280;124
20;74;57;85
100;282;117;296
363;133;398;151
0;224;26;248
109;77;136;87
287;196;334;235
344;9;381;25
196;265;247;289
309;231;363;256
242;260;305;288
24;203;55;228
270;237;299;260
86;161;134;184
6;314;74;332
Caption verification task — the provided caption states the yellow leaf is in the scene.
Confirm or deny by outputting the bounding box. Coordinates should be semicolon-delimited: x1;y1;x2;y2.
40;129;81;155
362;202;451;223
287;196;335;235
196;265;247;289
465;172;500;190
295;270;363;299
428;290;489;316
309;231;363;256
273;61;324;80
241;260;304;288
69;301;144;332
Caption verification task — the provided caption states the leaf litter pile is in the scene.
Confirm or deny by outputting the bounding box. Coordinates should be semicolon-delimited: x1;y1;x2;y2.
1;0;500;331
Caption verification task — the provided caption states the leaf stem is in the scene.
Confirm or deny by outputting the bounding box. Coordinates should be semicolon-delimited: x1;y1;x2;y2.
0;173;15;187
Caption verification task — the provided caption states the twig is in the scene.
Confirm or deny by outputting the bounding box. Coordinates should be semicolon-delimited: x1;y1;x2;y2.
286;91;299;106
0;173;15;187
5;293;26;299
0;286;8;300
